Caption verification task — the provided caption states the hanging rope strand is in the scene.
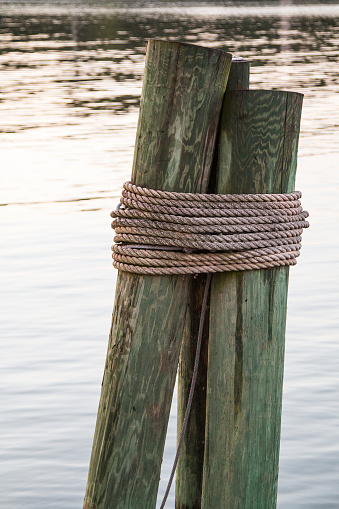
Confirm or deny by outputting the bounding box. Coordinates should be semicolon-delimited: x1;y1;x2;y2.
159;273;212;509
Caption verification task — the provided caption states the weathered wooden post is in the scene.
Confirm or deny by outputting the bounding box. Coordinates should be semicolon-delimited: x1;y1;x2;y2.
83;40;232;509
176;57;250;509
201;90;303;508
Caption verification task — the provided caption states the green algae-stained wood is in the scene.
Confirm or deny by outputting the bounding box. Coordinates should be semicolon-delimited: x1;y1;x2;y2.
83;40;232;509
175;58;250;509
201;90;303;509
176;273;210;509
225;57;250;91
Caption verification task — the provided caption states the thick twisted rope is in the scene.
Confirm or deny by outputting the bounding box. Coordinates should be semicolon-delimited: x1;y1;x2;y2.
111;182;309;275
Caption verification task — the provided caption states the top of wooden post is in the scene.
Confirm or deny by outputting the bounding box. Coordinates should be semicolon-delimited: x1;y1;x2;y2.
131;39;232;193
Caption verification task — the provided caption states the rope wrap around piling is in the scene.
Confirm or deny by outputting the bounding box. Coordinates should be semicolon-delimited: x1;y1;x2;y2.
111;182;309;275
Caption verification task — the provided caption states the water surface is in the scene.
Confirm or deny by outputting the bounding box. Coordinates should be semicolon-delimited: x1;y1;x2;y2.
1;2;339;508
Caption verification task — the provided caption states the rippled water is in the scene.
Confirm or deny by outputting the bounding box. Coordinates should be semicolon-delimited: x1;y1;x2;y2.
1;2;339;508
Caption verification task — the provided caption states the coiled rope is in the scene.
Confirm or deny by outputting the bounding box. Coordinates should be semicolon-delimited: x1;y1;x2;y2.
111;182;309;274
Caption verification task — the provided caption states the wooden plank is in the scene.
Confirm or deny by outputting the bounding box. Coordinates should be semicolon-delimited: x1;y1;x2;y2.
175;58;250;509
83;40;232;509
201;90;303;509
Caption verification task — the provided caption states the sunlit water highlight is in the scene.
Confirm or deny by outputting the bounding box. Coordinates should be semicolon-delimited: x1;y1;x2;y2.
1;2;338;508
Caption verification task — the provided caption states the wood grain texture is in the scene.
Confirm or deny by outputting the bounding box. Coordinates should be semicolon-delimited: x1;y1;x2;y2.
176;273;210;509
201;90;303;509
226;59;250;91
84;40;232;509
175;59;250;509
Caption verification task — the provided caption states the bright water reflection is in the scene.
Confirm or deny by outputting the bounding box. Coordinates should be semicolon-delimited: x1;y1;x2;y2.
1;2;338;508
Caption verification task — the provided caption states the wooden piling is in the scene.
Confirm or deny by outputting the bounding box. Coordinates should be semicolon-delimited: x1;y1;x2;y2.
83;40;232;509
175;58;250;509
201;90;303;509
225;57;250;91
